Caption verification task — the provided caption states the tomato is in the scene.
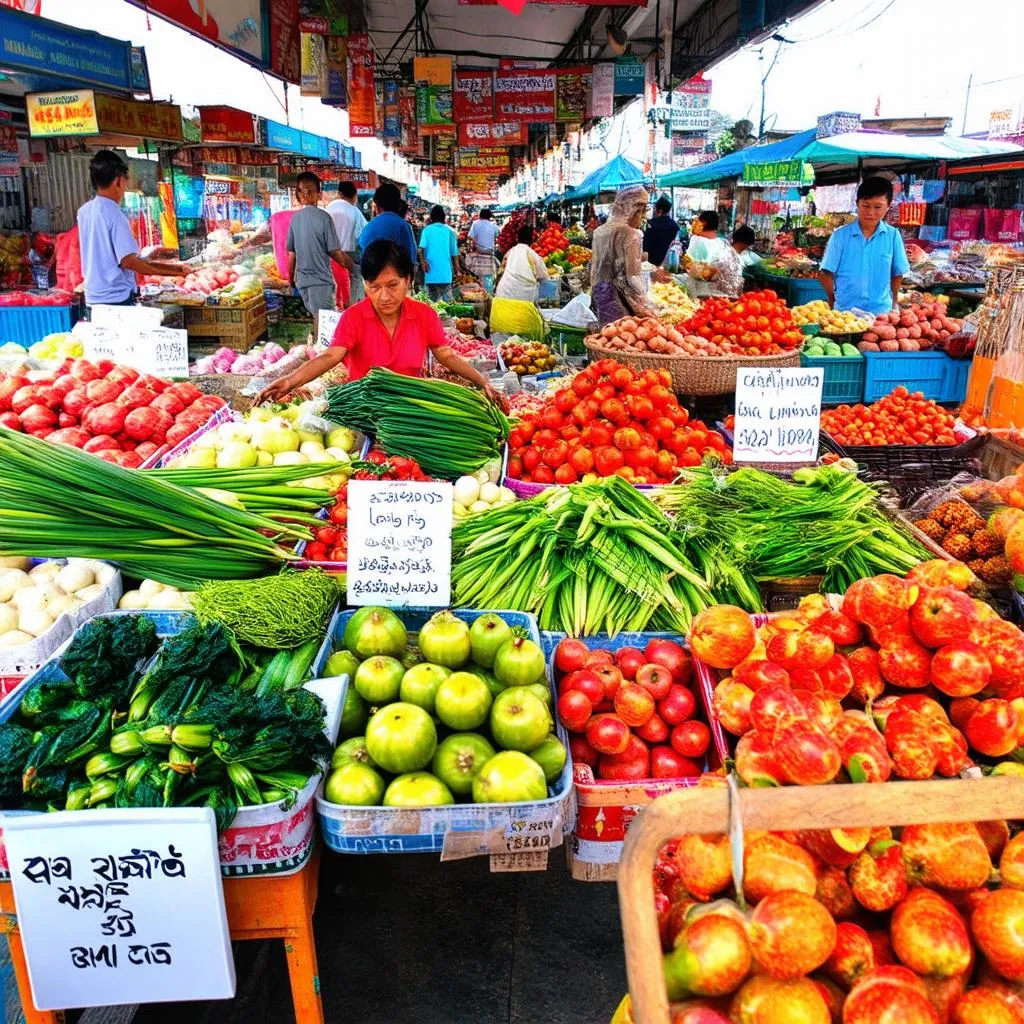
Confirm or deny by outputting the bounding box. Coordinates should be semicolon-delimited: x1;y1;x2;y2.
522;447;542;472
508;427;528;449
600;397;630;425
540;407;564;431
365;702;438;774
611;367;634;390
328;503;349;526
583;420;613;446
560;423;581;442
569;446;594;474
632;445;657;469
647;385;673;409
593;445;625;476
304;541;328;561
613;426;642;450
533;428;557;448
680;447;702;468
705;431;726;452
573;374;596;398
627;395;655;421
518;419;536;441
554;463;577;484
572;400;598;427
593;382;617;402
648;415;675;441
542;439;569;468
654;449;676;477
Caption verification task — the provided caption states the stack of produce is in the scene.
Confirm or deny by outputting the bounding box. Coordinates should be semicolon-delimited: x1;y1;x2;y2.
452;471;516;523
649;280;700;325
566;244;590;267
500;338;557;375
802;337;862;359
506;360;730;486
791;301;872;336
140;267;262;305
453;476;715;635
0;333;83;367
322;608;566;807
0;288;74;307
118;579;193;612
912;501;1011;584
678;290;804;356
0;613;331;829
861;302;963;353
322;368;509;479
495;212;526;254
0;358;227;467
553;636;711;781
444;331;495;362
507;392;548;416
821;388;957;446
532;223;571;260
588;315;698;356
193;342;315;376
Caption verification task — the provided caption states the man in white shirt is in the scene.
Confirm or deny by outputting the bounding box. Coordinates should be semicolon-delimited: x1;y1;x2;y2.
326;181;367;304
468;208;499;254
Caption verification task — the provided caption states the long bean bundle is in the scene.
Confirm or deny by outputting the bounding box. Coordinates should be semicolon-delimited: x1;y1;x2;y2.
0;428;309;588
323;368;509;478
452;476;714;636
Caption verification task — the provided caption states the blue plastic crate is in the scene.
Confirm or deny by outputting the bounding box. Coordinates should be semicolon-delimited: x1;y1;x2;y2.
786;277;829;306
862;350;966;403
314;607;575;855
800;352;865;405
0;304;77;346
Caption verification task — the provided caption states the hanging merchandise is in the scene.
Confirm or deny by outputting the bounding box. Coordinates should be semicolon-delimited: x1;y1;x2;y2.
321;33;347;105
416;85;454;134
984;208;1023;244
347;33;376;137
382;78;400;140
494;69;556;122
300;32;324;95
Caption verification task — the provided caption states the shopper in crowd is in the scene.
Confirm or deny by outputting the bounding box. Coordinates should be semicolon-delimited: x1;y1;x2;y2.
731;225;762;269
590;185;657;327
711;226;760;299
359;183;418;268
545;210;562;228
326;181;367;304
255;241;504;406
419;205;460;302
78;150;185;313
286;172;353;330
468;208;499;255
495;225;549;303
819;176;909;315
685;210;727;263
643;195;680;267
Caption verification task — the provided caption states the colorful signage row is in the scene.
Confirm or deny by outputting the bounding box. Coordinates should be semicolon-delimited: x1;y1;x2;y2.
26;90;183;142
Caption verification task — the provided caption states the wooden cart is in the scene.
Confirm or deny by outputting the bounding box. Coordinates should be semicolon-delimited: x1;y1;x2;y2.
2;845;325;1024
616;776;1024;1024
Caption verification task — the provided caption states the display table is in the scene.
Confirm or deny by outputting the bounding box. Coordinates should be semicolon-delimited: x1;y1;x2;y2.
0;845;324;1024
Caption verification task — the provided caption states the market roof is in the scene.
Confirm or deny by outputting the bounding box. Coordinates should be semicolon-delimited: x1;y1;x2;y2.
658;129;817;187
563;156;646;201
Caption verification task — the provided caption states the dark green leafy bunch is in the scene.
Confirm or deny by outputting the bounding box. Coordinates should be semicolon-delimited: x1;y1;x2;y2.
59;614;159;702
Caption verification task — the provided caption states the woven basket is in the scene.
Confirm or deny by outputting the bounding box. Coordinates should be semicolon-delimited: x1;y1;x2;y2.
190;373;256;413
583;340;800;396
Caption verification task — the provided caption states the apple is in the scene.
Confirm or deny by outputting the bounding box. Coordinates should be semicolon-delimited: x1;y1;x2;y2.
635;712;670;744
659;684;697;725
651;745;700;778
671;720;710;759
568;734;598;768
554;637;588;674
593;663;624;701
614;645;646;681
556;690;592;732
690;605;757;669
644;638;691;682
909;586;978;648
614;682;656;727
636;662;673;700
734;660;790;692
586;713;631;755
559;668;604;705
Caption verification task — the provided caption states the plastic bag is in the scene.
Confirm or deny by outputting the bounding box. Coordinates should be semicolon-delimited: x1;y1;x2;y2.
549;292;597;329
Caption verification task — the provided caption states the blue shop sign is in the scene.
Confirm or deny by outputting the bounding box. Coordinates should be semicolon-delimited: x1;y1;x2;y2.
328;139;341;162
614;57;645;96
266;119;301;153
300;132;320;158
0;6;133;92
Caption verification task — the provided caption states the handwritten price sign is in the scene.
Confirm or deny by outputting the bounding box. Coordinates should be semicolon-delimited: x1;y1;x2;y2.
733;366;823;463
347;480;453;607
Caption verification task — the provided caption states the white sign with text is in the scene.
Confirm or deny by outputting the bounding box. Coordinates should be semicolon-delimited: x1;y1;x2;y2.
4;808;235;1010
89;305;164;331
346;479;453;607
316;309;343;351
74;322;189;379
733;366;823;463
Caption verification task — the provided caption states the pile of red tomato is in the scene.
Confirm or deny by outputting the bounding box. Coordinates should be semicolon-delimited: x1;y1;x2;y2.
680;289;803;356
821;387;958;447
352;449;432;481
506;359;730;485
531;223;570;259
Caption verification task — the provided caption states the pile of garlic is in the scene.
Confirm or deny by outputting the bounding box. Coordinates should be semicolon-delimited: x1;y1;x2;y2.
0;557;115;648
118;579;193;612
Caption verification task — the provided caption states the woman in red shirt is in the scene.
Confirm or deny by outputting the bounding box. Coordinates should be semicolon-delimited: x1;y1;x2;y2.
256;241;502;405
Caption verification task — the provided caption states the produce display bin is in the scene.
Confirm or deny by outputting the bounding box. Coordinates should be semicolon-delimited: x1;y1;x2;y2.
314;608;575;857
0;302;78;346
547;322;589;357
538;631;727;882
799;351;865;405
786;276;829;305
862;350;968;404
0;610;343;878
980;430;1024;481
186;293;268;354
143;402;234;468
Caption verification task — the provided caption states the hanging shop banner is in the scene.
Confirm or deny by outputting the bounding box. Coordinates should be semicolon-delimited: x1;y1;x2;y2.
267;0;300;84
733;366;822;464
300;32;324;95
416;85;453;134
614;56;645;96
589;63;614;119
347;480;454;608
327;139;340;162
322;34;347;105
739;160;814;188
454;71;494;122
433;130;457;165
0;123;17;153
555;69;590;123
198;106;255;144
399;86;418;153
382;78;401;141
494;70;556;122
265;118;302;153
26;91;98;138
130;47;151;92
300;131;321;158
413;56;452;87
5;808;234;1010
0;6;132;91
192;146;276;167
341;144;355;166
456;148;511;173
95;95;183;142
457;120;527;147
127;0;262;62
347;33;376;138
454;172;498;191
298;0;348;34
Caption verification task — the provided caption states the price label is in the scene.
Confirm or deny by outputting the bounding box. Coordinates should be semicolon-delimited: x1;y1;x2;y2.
74;323;188;379
440;810;562;862
4;808;235;1010
316;309;342;351
346;480;453;607
89;305;164;331
733;366;823;463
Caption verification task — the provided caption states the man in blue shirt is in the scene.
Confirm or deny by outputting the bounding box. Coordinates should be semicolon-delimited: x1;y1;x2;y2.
818;177;910;315
418;205;459;301
358;183;418;270
77;150;184;312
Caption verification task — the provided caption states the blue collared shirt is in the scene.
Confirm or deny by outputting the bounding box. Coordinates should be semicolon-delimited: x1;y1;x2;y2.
820;219;910;315
358;211;418;268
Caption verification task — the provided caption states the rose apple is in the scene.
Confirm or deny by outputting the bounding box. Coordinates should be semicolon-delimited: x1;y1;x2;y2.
891;889;971;978
585;713;631;755
568;734;598;769
949;697;981;732
884;708;940;780
971;889;1024;981
930;641;991;698
749;684;805;735
635;712;670;744
593;663;624;701
651;745;700;778
909;586;978;648
671;720;710;759
734;731;785;787
733;659;790;692
636;662;673;700
842;573;914;628
823;921;874;988
712;679;753;736
979;820;1011;861
690;605;757;669
878;635;932;689
848;647;886;702
840;727;892;784
902;823;992;890
673;833;732;901
748;890;836;978
556;690;592;732
843;966;939;1024
1000;832;1024;888
908;558;974;591
583;648;613;668
817;653;855;699
800;827;872;868
645;638;691;682
813;609;864;646
663;913;751;999
971;619;1024;694
965;698;1020;757
614;645;646;681
614;682;656;727
773;719;841;785
816;865;856;921
554;637;588;674
952;988;1021;1024
728;976;829;1024
743;834;816;902
559;668;605;705
659;684;697;725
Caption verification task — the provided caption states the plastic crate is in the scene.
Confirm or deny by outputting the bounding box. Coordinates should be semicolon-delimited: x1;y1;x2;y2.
800;352;865;405
0;610;343;878
548;322;588;357
0;303;78;346
787;276;829;305
313;607;575;856
862;350;969;404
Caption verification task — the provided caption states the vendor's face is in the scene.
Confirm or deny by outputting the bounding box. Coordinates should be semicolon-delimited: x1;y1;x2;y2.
857;195;890;228
365;266;410;316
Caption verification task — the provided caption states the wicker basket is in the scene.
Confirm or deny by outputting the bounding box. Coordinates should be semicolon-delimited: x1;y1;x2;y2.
584;339;800;396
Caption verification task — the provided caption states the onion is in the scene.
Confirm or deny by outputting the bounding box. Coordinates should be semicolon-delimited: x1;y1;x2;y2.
0;569;30;603
18;608;53;637
47;595;82;618
479;482;500;504
12;582;62;613
0;604;16;634
453;475;480;507
55;563;94;595
0;557;30;571
418;611;472;669
75;583;106;603
29;561;62;581
139;579;165;597
0;630;32;648
118;590;148;610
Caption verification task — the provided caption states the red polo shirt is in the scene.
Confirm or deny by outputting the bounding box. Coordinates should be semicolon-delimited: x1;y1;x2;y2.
330;297;447;380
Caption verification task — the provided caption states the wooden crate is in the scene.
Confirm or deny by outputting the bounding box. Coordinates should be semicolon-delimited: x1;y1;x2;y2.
617;776;1024;1024
185;294;267;339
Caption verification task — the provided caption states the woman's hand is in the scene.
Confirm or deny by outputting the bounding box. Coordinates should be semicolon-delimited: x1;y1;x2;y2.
482;382;509;413
254;374;295;405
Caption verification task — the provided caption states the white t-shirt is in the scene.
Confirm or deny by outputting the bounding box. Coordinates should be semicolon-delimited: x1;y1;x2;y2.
326;198;367;251
469;218;499;252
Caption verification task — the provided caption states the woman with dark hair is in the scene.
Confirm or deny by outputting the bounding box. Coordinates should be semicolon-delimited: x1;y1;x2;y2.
494;224;549;303
255;240;503;405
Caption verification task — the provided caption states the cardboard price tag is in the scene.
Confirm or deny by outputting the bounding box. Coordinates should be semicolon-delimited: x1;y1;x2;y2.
439;810;562;862
4;808;234;1010
732;366;823;463
74;322;188;379
316;310;342;351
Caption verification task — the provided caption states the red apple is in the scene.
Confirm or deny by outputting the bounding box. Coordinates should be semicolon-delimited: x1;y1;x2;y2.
584;649;613;668
814;609;864;646
689;605;757;669
749;684;805;735
930;641;991;698
712;678;753;736
909;586;978;649
614;645;646;681
878;635;932;689
671;720;710;759
644;638;691;682
817;652;855;699
659;684;696;725
734;659;790;692
843;573;914;628
559;668;604;705
735;730;785;787
569;734;598;768
635;712;670;744
593;663;624;701
651;745;701;779
554;637;588;674
599;734;650;780
556;690;592;732
586;713;631;754
966;698;1020;757
614;682;656;727
636;662;673;700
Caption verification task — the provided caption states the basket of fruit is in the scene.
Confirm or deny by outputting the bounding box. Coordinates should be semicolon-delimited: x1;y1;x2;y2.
498;338;558;376
909;499;1014;587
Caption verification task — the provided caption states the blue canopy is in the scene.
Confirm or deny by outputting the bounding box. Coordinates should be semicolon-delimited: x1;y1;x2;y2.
659;129;817;188
562;155;646;201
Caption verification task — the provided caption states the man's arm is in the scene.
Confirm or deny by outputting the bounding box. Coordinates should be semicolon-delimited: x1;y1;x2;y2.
818;270;836;308
329;249;354;271
287;252;296;288
891;275;903;309
120;254;185;278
